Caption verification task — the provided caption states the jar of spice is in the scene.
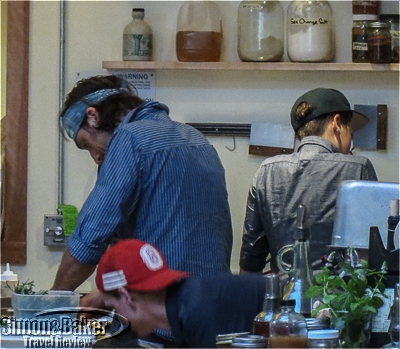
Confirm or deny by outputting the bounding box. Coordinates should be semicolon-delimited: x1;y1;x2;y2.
379;14;400;63
287;0;334;62
352;1;380;15
352;14;378;63
368;21;392;63
308;329;340;348
237;1;284;62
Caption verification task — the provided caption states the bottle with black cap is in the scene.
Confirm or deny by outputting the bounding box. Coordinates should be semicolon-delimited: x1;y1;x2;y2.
277;204;314;317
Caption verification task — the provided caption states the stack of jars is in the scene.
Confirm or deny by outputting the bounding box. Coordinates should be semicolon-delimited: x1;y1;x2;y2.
352;1;398;63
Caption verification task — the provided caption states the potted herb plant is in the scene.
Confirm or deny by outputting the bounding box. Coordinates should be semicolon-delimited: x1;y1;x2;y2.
305;252;386;348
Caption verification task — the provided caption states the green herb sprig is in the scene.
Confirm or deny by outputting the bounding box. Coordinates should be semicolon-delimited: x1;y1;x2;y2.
8;279;48;295
305;258;386;348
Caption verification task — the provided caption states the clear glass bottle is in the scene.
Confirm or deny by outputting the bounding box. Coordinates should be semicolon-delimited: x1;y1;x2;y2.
269;299;309;348
382;283;400;349
368;21;392;64
380;14;400;63
287;0;334;62
277;204;314;317
123;8;153;61
352;15;378;63
176;1;222;62
253;274;281;340
308;329;340;348
237;1;284;62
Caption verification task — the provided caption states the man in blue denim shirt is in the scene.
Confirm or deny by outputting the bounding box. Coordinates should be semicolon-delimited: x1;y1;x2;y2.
239;88;378;274
51;75;233;295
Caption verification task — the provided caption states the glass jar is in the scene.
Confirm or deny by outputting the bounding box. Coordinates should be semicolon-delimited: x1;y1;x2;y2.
123;8;153;61
231;334;269;348
269;299;308;348
176;1;222;62
237;1;284;62
379;14;400;63
368;21;392;63
352;1;380;15
287;0;334;62
308;329;340;348
352;15;378;63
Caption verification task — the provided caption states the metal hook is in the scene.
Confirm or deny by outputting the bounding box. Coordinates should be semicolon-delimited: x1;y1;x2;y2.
225;135;236;151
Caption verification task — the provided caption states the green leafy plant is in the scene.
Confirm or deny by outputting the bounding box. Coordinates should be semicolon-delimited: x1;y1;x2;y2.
8;279;48;295
305;255;386;348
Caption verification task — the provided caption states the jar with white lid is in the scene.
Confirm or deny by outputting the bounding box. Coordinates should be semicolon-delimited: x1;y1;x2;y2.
287;0;334;62
237;1;284;62
308;329;340;348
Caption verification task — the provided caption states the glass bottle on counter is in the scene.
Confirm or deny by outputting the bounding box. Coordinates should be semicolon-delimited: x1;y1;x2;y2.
352;15;378;63
237;1;284;62
176;1;222;62
368;21;392;64
382;283;399;348
123;8;153;61
253;273;281;341
380;14;400;63
287;0;334;62
269;299;308;348
277;204;314;318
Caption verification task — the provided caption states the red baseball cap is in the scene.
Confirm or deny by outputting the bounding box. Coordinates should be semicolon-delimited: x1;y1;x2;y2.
96;239;189;292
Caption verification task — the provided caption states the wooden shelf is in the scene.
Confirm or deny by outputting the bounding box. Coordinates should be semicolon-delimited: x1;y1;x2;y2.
103;61;400;72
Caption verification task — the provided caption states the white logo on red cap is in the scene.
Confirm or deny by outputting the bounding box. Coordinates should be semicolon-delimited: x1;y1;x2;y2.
140;244;163;270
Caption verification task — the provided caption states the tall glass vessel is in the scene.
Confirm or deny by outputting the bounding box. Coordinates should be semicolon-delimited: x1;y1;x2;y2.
287;0;334;62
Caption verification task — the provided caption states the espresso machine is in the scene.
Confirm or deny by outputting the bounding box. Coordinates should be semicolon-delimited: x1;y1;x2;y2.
331;180;400;348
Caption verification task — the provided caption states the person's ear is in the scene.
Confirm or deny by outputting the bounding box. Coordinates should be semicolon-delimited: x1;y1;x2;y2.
332;114;341;134
86;107;100;128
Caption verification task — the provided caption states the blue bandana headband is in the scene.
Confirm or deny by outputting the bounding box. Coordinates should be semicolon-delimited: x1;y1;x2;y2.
61;88;129;140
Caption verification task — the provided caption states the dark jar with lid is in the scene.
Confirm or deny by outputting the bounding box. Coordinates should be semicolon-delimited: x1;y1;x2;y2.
368;21;392;63
380;14;400;63
352;1;380;15
352;14;378;63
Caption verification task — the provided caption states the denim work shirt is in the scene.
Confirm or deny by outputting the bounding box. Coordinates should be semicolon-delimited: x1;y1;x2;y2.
68;101;233;276
239;136;378;273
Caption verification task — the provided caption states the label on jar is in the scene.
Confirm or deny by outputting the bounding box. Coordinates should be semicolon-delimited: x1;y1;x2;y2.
241;3;263;10
123;34;152;58
290;17;330;26
353;42;368;51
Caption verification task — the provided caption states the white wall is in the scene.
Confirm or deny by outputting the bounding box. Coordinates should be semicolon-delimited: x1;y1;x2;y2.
8;1;399;292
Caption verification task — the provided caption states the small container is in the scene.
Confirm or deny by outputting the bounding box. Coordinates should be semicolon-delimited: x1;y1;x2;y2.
0;263;18;317
269;299;309;348
352;1;380;15
308;329;340;348
352;14;378;63
237;1;284;62
231;334;269;348
176;1;222;62
216;332;250;348
380;14;400;63
287;0;334;62
368;21;392;63
123;8;153;61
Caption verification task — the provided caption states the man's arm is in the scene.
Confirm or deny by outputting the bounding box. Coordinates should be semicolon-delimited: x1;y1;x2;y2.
51;249;96;291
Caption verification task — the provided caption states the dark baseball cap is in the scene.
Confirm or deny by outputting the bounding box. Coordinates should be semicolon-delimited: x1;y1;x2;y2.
290;88;369;132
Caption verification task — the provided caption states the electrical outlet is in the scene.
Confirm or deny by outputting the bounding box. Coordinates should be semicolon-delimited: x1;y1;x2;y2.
44;214;67;246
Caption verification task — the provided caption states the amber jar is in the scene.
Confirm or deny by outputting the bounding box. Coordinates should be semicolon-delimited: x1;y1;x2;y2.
380;14;400;63
352;15;378;62
352;1;380;15
368;21;392;63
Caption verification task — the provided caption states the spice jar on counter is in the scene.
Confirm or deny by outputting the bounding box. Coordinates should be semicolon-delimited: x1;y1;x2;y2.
287;0;334;62
380;14;400;63
269;299;308;348
308;329;340;348
352;15;378;62
368;21;392;63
